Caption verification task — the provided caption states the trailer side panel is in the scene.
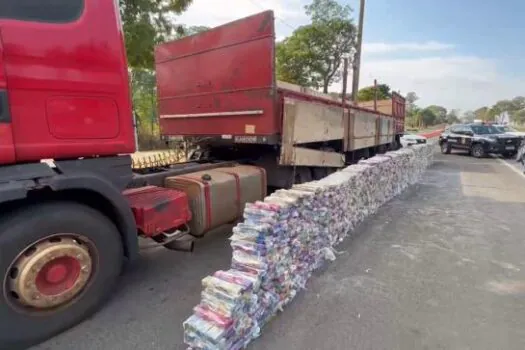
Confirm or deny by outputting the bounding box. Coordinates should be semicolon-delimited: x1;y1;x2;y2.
155;11;278;137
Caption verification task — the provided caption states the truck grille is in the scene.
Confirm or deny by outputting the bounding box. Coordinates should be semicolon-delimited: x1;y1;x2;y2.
498;137;520;147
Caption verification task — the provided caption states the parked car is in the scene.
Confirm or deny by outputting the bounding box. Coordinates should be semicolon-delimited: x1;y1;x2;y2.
400;134;427;148
439;123;522;158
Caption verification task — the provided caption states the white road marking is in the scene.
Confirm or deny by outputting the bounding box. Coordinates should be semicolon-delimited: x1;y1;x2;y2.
493;156;525;180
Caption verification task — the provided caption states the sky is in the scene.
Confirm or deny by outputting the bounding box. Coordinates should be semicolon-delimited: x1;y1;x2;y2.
176;0;525;112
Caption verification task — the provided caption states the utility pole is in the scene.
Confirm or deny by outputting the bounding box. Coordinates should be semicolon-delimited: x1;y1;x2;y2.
341;56;349;105
351;0;365;103
373;78;378;111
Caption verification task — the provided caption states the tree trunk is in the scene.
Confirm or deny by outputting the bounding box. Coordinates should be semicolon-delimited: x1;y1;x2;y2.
323;81;329;93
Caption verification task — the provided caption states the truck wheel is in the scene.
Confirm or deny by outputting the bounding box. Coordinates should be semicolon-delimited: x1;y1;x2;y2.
0;202;123;349
471;144;485;158
293;167;313;185
440;141;451;154
311;167;329;180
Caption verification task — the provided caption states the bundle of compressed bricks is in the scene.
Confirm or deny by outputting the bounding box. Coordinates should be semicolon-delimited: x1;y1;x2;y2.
183;143;435;350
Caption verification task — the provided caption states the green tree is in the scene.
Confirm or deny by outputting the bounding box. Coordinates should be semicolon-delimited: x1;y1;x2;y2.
420;108;437;127
513;109;525;125
425;105;447;124
179;25;211;37
474;106;490;121
276;0;357;92
510;96;525;124
489;96;525;123
357;84;392;102
512;96;525;110
128;26;209;149
276;29;318;88
408;106;422;129
446;109;461;124
405;92;419;106
405;92;419;128
493;99;515;113
120;0;195;68
129;68;159;149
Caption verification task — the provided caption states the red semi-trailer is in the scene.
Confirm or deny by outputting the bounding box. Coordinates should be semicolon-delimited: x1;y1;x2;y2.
156;12;406;187
0;3;406;348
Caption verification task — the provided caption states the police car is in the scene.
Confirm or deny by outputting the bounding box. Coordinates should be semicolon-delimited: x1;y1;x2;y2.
439;123;522;158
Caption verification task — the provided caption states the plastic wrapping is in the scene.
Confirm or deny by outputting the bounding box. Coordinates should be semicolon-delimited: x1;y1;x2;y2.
183;143;435;349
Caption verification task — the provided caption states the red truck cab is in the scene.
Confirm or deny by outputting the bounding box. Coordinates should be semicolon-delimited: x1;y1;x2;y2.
0;0;135;165
0;2;143;348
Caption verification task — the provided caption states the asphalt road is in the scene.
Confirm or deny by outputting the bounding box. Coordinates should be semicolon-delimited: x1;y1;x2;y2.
496;154;525;178
34;151;525;350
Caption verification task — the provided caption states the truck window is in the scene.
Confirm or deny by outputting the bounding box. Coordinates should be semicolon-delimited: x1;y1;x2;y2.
471;125;500;135
0;0;84;23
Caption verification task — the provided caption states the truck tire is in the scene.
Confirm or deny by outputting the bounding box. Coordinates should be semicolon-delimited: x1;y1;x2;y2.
312;167;328;180
440;141;451;154
294;167;312;184
0;202;123;349
470;143;485;158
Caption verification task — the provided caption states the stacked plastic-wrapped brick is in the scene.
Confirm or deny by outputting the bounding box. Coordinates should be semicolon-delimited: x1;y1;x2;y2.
183;143;435;349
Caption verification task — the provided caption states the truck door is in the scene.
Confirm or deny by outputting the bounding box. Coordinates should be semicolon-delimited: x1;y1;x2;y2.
455;126;472;150
0;29;15;165
0;0;135;163
461;125;474;149
445;125;463;148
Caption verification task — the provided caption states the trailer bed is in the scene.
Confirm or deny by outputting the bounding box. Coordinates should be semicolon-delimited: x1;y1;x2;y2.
155;10;405;162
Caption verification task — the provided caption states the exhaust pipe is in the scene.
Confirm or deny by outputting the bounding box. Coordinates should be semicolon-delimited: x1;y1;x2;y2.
163;233;195;252
140;225;195;252
162;224;195;252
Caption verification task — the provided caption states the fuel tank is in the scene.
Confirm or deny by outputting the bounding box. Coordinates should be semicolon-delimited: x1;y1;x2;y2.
165;165;266;237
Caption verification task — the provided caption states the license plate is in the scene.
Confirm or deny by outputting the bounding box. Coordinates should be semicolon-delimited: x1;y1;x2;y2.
505;146;515;150
234;135;258;143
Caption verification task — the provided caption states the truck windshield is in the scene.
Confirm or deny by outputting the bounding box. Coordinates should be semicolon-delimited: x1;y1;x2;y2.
471;125;501;134
498;126;517;132
0;0;83;23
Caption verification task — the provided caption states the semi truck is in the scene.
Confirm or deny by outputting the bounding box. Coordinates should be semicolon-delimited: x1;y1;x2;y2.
0;3;405;348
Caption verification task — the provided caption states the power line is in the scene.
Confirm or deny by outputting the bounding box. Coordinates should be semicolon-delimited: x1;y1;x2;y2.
246;0;297;31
